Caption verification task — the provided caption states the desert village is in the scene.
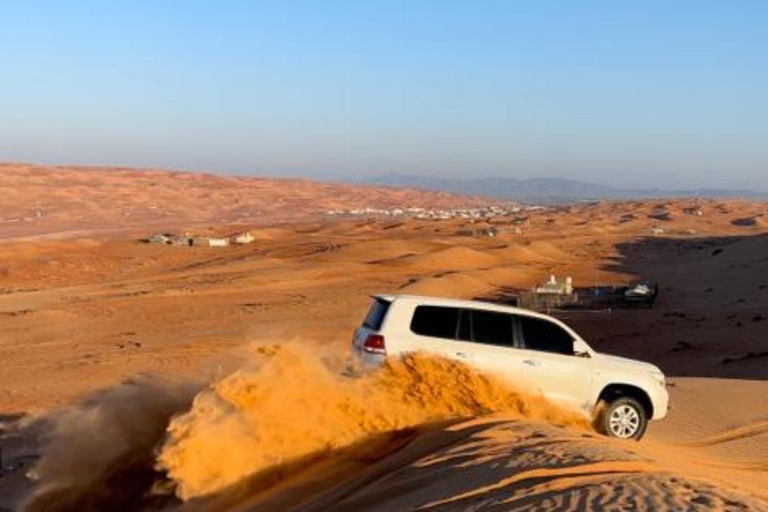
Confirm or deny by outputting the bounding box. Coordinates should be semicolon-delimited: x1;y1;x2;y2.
326;204;525;220
144;201;725;251
145;230;256;247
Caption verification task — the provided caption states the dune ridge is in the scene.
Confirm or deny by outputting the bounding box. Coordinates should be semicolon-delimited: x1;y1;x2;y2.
287;419;767;512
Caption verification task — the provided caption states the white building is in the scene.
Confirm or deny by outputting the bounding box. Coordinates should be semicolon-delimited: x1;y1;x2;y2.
535;275;573;295
208;237;230;247
231;231;255;244
193;237;230;247
148;233;170;244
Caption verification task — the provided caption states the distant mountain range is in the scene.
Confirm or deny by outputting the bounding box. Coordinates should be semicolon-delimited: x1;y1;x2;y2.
366;174;768;204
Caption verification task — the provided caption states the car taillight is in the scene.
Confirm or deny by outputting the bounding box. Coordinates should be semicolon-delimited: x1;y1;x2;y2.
362;334;386;355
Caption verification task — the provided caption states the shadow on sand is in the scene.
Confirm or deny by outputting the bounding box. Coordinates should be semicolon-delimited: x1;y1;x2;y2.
24;418;482;512
559;233;768;380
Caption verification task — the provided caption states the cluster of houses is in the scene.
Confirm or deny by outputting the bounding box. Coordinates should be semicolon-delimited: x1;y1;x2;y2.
326;204;541;221
145;231;255;247
456;226;500;238
510;274;580;311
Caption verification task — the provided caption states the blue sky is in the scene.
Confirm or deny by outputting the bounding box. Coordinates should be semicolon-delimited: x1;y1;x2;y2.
1;1;766;189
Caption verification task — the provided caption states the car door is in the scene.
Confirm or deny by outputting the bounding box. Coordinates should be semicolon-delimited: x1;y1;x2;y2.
515;314;594;414
448;308;524;383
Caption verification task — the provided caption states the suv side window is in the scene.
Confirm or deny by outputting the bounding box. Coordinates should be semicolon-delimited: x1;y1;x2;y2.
519;316;574;355
457;309;472;341
410;306;460;340
470;309;514;346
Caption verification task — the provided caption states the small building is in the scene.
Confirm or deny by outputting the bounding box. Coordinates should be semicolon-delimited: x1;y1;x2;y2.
148;233;171;244
535;275;573;295
682;206;703;216
193;237;230;247
231;231;255;244
649;206;672;221
208;237;230;247
511;216;530;226
169;235;194;246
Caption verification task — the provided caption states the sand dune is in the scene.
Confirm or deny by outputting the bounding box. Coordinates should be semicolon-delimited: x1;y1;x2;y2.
11;351;768;512
0;164;491;240
377;246;501;272
399;272;493;298
276;419;767;512
1;167;768;510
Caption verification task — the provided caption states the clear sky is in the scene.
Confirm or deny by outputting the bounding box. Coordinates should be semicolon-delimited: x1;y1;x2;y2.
1;1;766;190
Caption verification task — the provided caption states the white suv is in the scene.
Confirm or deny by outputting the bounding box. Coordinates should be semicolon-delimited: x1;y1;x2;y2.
352;294;669;440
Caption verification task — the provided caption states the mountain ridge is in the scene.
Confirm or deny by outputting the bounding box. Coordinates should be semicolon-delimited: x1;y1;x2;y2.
368;173;768;203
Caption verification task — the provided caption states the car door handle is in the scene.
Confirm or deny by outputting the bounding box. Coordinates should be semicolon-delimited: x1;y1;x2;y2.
455;352;471;359
523;359;540;367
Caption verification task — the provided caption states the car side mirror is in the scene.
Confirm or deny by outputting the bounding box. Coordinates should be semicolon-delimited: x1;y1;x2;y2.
573;340;591;358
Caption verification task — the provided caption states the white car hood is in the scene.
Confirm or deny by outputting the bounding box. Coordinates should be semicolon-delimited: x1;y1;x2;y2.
595;353;662;374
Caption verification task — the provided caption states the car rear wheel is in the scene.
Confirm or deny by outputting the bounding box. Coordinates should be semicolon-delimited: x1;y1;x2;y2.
596;397;648;441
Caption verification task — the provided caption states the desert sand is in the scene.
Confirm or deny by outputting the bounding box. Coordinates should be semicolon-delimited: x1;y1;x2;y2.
1;165;768;511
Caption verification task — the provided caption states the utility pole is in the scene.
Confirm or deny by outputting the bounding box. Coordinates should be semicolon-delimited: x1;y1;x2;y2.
594;259;598;296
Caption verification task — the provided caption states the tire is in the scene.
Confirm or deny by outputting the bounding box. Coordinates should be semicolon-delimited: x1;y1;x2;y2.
595;397;648;441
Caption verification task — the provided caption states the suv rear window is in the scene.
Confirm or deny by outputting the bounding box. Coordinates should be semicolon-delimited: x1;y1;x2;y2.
519;316;574;355
363;299;391;330
410;306;459;339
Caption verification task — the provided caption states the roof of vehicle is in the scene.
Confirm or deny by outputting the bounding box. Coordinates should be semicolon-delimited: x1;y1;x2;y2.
369;293;591;349
372;293;556;321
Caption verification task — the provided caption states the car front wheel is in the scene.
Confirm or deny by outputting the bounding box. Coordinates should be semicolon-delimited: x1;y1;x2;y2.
597;397;648;441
